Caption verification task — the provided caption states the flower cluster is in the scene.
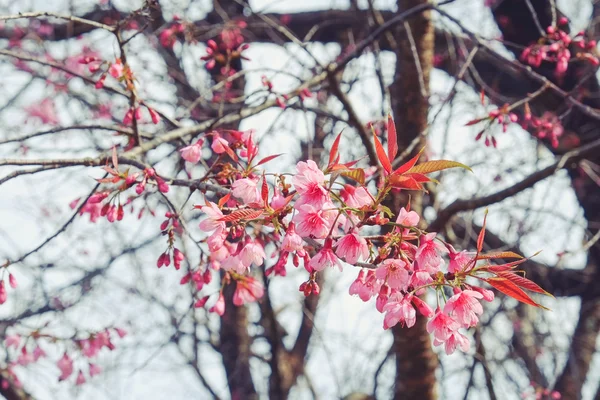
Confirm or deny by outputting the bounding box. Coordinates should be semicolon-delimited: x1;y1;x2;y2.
185;116;550;353
2;327;125;387
520;19;599;79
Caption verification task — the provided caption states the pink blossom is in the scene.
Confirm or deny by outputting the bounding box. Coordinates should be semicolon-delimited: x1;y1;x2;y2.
308;241;342;271
198;202;225;232
470;285;495;302
108;60;123;78
435;330;470;354
340;185;372;208
270;187;288;210
395;207;420;228
415;233;447;273
375;259;410;290
8;273;17;289
76;371;86;385
88;363;102;377
335;231;369;264
292;203;335;239
232;178;260;204
0;281;7;304
426;308;460;342
179;141;203;163
383;293;416;329
211;135;229;154
221;255;246;274
17;349;35;366
239;242;266;268
443;290;484;327
57;353;74;381
26;99;59;125
411;296;434;317
349;269;381;301
282;222;304;253
209;293;225;316
447;245;475;273
5;334;21;348
33;346;46;361
233;277;264;305
292;160;329;207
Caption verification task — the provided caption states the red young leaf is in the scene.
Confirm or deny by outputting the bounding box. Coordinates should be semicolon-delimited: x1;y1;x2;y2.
223;144;239;162
256;154;283;166
477;251;523;260
388;175;424;190
261;176;269;204
392;148;425;176
495;271;553;296
218;193;231;208
373;130;392;174
485;278;548;309
218;209;264;222
328;132;343;168
112;146;119;169
485;265;517;273
477;210;488;253
341;168;365;185
343;158;361;168
465;118;485;126
387;114;398;162
407;160;472;175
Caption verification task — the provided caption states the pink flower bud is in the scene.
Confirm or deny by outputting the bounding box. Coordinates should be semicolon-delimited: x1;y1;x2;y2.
195;296;209;308
0;282;6;304
8;273;17;289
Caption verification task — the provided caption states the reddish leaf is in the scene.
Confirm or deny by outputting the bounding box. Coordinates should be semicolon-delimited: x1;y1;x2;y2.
112;146;119;169
485;265;517;273
477;210;488;253
261;176;269;204
256;154;283;166
388;175;424;190
328;132;343;168
341;168;365;185
223;145;239;162
218;209;264;222
406;173;432;183
465;118;485;126
485;278;548;309
407;160;472;175
495;271;553;296
477;251;523;260
387;114;398;162
392;148;425;176
373;130;392;174
218;193;231;208
343;158;361;168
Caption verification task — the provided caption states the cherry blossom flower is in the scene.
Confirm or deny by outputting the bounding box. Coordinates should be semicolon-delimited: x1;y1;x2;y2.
26;99;59;125
232;178;260;204
435;330;470;354
75;371;86;385
233;276;264;306
349;269;381;301
293;203;335;239
293;160;329;207
443;290;484;327
335;230;369;264
282;222;304;253
239;241;266;268
57;353;74;381
395;207;420;228
340;185;372;208
415;233;447;273
89;363;102;377
179;140;204;163
383;293;416;329
375;259;410;290
447;244;475;273
211;134;229;154
5;334;21;348
308;240;342;271
426;308;460;342
198;202;225;232
209;293;225;316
